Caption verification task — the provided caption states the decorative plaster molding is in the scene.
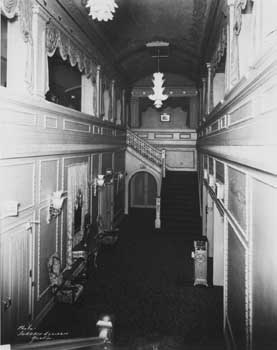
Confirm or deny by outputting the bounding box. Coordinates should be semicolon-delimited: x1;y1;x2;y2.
132;86;198;98
211;26;227;70
63;119;91;133
1;0;19;18
1;0;34;92
46;21;97;79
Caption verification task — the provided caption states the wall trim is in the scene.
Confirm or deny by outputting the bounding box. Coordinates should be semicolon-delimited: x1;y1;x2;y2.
125;168;162;215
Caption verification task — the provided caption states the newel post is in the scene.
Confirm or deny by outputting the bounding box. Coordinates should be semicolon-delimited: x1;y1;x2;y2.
162;149;166;178
155;197;161;229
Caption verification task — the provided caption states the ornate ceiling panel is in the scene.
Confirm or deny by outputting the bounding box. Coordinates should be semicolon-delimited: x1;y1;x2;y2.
60;0;215;85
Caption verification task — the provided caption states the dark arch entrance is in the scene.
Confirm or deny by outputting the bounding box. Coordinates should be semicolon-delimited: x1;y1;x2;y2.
129;171;157;208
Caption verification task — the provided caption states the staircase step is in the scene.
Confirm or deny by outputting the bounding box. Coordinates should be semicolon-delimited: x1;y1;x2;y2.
161;171;202;237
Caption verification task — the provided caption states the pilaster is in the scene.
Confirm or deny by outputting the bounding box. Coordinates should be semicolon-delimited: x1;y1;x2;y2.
122;89;126;127
130;97;140;128
32;5;49;98
206;62;213;115
201;77;207;121
111;80;115;122
96;65;101;118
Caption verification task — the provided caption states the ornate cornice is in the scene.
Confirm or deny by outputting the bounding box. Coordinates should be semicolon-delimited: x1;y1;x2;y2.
55;0;127;85
132;86;198;98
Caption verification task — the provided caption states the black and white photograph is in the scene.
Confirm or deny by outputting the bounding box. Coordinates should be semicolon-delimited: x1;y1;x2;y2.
0;0;277;349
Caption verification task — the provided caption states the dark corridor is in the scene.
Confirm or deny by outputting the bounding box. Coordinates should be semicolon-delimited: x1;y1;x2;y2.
37;208;224;349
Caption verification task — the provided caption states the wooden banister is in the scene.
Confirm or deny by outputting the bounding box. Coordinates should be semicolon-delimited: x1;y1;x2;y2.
126;129;162;167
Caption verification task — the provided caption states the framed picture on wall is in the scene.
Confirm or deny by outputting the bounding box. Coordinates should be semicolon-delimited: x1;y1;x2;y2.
160;113;171;122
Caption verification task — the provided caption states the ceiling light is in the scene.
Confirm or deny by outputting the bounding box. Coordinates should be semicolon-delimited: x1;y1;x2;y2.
148;47;168;109
148;72;168;109
86;0;118;22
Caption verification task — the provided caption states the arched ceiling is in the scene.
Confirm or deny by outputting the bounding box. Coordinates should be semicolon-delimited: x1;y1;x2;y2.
60;0;216;85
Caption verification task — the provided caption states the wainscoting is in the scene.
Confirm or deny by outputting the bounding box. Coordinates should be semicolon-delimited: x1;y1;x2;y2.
0;93;126;343
198;41;277;349
132;128;197;171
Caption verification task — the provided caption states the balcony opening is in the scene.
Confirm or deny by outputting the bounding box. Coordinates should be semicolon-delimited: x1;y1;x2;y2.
46;50;81;111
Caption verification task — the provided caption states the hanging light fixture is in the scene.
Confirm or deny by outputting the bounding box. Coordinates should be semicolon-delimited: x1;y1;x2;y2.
86;0;118;22
148;46;168;109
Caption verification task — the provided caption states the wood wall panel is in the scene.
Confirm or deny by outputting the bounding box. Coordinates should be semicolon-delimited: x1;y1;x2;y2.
216;161;224;183
114;151;125;171
209;157;214;175
102;152;113;173
44;116;58;129
39;159;59;203
228;167;247;232
228;100;253;126
0;221;32;343
63;156;90;190
166;149;195;170
63;119;91;133
38;206;57;299
61;204;68;270
0;162;35;214
228;223;246;350
252;179;277;349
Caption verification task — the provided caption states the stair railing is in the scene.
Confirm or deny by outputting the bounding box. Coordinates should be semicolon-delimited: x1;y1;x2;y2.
126;129;163;167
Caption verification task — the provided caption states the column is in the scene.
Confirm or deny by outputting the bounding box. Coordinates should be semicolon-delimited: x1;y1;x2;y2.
122;89;126;126
226;0;235;90
81;75;94;115
130;97;140;128
116;90;122;126
201;78;207;121
33;5;49;98
206;62;213;115
7;18;27;93
111;80;115;122
155;197;161;229
189;95;198;129
96;65;101;118
198;87;203;126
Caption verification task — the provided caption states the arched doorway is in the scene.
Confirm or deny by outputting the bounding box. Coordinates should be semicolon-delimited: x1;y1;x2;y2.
129;171;157;208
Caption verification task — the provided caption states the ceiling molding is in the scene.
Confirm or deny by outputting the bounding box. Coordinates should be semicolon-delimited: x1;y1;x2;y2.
53;0;217;86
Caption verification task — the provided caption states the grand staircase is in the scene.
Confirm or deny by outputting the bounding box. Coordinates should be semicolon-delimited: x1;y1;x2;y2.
161;171;202;239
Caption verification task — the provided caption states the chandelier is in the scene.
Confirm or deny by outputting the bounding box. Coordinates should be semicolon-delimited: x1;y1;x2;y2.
148;72;168;109
86;0;118;21
148;46;168;109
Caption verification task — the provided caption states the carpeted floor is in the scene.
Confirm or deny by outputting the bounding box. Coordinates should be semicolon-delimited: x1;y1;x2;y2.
38;208;225;349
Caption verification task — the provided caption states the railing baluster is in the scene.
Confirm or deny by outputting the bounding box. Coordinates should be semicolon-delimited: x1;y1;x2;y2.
127;129;163;168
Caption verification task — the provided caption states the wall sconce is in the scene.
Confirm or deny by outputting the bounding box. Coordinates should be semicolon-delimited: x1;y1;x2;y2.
215;181;224;201
115;171;124;194
208;174;215;189
105;169;113;185
116;171;123;182
47;191;66;223
89;175;105;197
89;170;119;197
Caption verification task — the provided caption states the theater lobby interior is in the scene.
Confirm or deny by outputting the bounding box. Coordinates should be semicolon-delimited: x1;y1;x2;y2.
1;1;277;349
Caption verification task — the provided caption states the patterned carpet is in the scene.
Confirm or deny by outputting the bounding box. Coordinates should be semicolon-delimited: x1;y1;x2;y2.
39;208;225;349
